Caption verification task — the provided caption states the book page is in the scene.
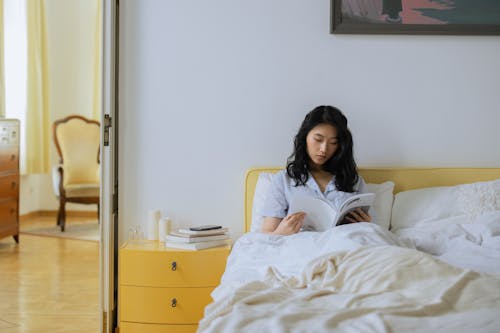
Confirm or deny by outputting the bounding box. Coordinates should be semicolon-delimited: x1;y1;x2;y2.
288;194;337;231
336;193;375;226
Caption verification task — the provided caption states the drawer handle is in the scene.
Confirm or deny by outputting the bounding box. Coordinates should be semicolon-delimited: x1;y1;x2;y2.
171;298;177;308
11;182;17;189
10;208;16;214
11;154;16;160
171;261;177;271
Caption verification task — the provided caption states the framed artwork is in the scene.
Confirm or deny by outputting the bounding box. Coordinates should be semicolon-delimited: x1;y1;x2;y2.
331;0;500;35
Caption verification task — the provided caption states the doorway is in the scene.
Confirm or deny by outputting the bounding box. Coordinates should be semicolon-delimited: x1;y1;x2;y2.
0;0;105;332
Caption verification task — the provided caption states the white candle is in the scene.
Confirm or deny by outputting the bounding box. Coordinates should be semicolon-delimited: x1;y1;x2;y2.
158;217;169;242
146;209;161;240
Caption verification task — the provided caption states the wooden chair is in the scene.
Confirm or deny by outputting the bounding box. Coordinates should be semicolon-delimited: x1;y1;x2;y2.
52;115;100;231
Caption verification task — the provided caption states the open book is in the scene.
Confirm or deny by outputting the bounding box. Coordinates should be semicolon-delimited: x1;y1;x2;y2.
289;193;375;231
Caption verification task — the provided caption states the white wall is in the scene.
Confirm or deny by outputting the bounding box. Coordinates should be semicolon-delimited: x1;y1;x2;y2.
118;0;500;241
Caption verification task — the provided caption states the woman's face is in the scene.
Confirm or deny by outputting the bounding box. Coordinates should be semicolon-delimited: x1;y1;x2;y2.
306;123;338;170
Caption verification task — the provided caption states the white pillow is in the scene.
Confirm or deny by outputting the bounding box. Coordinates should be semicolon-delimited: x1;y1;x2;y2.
250;173;273;232
250;173;395;232
391;179;500;231
456;179;500;218
365;181;395;230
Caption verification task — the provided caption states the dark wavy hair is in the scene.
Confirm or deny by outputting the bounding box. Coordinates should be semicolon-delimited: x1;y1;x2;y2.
286;105;359;192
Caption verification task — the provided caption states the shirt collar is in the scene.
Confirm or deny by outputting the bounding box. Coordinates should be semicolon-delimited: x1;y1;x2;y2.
325;179;336;193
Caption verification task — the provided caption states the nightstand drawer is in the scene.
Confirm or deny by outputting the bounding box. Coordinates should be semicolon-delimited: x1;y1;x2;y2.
120;246;229;287
120;322;197;333
0;174;19;198
120;286;213;324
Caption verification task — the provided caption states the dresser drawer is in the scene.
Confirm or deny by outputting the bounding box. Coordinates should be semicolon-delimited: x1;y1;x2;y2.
0;199;17;227
120;247;229;287
120;286;212;324
120;322;197;333
0;146;18;172
0;199;18;229
0;174;19;198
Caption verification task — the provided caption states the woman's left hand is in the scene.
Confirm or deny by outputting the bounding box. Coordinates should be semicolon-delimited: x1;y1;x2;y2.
345;208;371;223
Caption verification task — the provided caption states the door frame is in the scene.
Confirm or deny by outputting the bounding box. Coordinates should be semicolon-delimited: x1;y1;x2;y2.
100;0;119;332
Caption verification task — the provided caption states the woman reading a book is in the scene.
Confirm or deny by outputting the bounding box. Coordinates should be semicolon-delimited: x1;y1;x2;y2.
260;105;372;235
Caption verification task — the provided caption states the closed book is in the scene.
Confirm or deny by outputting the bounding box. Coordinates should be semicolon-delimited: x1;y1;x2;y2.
165;234;229;243
176;227;229;236
165;239;230;251
169;230;228;238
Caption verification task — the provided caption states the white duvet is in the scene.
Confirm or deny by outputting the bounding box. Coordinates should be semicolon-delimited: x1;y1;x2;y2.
394;211;500;275
198;222;500;333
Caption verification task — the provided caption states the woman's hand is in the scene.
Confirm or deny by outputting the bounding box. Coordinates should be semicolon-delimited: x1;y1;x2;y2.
274;212;305;235
344;208;371;224
261;212;306;235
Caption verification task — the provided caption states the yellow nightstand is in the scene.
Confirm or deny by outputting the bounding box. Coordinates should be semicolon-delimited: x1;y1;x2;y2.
119;241;231;333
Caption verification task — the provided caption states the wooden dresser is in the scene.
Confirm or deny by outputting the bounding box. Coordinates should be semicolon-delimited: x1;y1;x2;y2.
119;241;230;333
0;119;20;243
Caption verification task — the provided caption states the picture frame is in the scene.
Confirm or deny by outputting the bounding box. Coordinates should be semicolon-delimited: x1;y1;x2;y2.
330;0;500;35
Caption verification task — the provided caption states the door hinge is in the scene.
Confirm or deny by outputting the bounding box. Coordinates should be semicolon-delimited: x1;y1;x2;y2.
103;114;112;147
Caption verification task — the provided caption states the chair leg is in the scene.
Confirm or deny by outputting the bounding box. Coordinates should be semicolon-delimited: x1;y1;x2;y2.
59;197;66;232
57;205;62;226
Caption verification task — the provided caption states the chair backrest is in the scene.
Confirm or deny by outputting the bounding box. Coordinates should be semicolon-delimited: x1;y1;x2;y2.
53;115;100;186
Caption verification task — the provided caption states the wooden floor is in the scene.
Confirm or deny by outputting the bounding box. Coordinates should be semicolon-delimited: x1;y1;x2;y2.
0;216;99;333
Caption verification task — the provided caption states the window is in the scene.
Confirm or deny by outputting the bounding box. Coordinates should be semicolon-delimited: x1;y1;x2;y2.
3;0;27;170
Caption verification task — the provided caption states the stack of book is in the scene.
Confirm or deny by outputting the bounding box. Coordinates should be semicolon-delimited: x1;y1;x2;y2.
164;226;230;250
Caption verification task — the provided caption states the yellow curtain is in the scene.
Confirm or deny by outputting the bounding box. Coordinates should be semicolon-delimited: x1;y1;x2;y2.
25;0;50;174
92;0;102;121
0;0;5;118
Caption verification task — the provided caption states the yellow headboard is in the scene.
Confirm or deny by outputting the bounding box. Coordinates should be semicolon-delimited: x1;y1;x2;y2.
244;167;500;232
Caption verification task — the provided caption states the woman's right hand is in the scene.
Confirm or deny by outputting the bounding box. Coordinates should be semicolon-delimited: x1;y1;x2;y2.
272;212;306;235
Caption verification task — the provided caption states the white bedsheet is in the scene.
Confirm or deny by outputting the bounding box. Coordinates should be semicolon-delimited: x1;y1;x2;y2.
394;211;500;275
198;223;500;333
212;223;412;300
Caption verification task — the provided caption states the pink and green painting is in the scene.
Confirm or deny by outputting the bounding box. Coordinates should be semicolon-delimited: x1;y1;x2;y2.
332;0;500;34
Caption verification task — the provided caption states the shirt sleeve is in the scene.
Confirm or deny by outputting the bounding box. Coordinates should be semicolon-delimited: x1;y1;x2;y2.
258;171;288;219
356;176;368;193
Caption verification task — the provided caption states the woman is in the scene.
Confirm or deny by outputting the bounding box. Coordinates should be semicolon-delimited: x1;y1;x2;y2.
260;105;371;235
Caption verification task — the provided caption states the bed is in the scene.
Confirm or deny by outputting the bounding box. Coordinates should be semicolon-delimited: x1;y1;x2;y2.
198;167;500;333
